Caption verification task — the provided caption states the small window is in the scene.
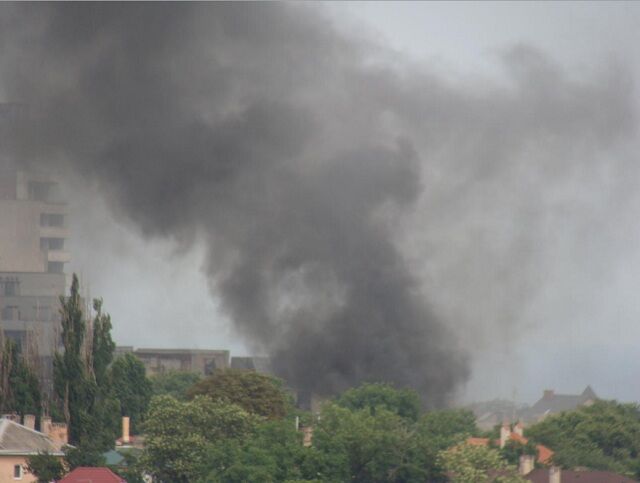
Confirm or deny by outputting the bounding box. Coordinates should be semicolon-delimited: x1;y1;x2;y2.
13;464;22;479
4;281;17;296
47;262;64;274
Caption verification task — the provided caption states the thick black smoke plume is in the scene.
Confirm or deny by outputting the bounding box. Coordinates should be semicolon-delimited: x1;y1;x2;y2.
0;4;634;405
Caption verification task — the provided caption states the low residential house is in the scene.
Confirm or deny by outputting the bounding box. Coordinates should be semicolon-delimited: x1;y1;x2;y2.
57;467;125;483
522;387;597;423
465;422;554;467
0;414;66;483
525;467;638;482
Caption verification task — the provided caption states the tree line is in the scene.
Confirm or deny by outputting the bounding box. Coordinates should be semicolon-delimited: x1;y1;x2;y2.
5;274;640;482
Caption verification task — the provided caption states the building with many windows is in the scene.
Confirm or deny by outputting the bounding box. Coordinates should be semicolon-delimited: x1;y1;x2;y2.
0;166;70;390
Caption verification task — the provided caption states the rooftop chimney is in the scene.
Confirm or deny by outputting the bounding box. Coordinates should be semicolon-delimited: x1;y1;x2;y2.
122;416;130;444
518;454;534;476
500;422;511;448
23;414;35;430
543;389;555;399
41;416;52;435
549;466;561;483
513;421;524;437
49;423;68;448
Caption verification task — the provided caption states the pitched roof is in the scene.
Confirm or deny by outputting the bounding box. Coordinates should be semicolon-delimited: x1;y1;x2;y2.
0;418;63;455
529;387;598;416
525;468;638;483
58;467;126;483
464;431;554;465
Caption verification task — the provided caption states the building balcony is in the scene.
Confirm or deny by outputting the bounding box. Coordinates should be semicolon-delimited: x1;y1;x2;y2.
46;250;71;263
39;226;70;239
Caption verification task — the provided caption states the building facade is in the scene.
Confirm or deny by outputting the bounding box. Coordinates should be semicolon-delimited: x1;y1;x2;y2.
116;347;230;377
0;167;70;389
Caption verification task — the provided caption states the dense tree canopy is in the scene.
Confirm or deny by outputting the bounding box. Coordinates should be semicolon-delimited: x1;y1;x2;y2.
336;382;422;422
0;338;41;417
187;368;290;419
110;353;152;433
142;395;258;482
151;370;201;400
438;444;526;483
525;400;640;478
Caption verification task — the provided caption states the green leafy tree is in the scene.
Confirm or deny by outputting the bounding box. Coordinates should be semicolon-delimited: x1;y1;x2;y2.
438;444;526;483
54;274;90;444
151;370;201;400
110;353;152;433
525;400;640;477
25;452;65;483
500;439;538;466
336;383;422;422
311;402;418;483
0;338;41;416
54;275;120;450
64;443;107;469
187;368;290;419
204;419;308;482
142;395;258;482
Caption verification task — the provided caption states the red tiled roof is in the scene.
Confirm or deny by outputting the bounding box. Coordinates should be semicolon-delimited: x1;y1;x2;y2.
466;437;490;446
464;432;554;465
525;468;638;483
58;467;126;483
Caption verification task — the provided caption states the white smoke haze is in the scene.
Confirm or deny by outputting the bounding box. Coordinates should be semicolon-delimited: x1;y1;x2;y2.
1;3;639;405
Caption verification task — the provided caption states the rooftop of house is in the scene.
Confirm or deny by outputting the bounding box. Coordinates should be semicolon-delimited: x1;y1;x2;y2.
0;418;63;455
528;386;598;416
525;468;638;483
465;425;553;465
58;467;126;483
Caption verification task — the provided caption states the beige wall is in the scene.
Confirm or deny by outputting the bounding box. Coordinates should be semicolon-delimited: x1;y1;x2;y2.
0;201;45;272
0;455;37;483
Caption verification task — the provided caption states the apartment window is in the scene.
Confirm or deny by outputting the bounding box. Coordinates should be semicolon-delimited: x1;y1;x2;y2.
47;262;64;274
40;213;64;227
13;463;22;479
1;306;19;321
3;281;18;296
28;181;51;201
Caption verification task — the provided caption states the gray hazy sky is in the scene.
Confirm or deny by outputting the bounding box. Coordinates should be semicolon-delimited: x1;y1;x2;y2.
63;2;640;405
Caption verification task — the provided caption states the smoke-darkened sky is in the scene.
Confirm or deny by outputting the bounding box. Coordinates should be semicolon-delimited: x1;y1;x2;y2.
2;2;639;405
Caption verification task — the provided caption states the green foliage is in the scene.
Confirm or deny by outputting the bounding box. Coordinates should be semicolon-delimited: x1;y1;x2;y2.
54;274;91;445
151;370;201;400
500;439;538;466
25;452;65;483
110;353;152;433
65;443;107;469
311;402;419;482
54;275;120;450
525;400;640;477
142;395;258;482
336;382;422;422
438;444;526;483
203;419;308;482
187;368;290;419
0;338;42;416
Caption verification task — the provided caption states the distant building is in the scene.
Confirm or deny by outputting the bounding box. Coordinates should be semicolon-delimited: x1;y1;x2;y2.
116;347;230;377
522;386;597;423
0;167;71;392
468;387;598;429
465;421;553;466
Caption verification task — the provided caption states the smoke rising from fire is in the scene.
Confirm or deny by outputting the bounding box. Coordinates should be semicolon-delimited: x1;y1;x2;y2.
0;3;635;405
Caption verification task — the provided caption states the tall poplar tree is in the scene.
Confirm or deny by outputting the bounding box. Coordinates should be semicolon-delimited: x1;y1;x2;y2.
54;273;89;444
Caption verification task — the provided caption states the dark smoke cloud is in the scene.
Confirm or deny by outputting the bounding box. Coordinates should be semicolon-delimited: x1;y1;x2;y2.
0;3;635;405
